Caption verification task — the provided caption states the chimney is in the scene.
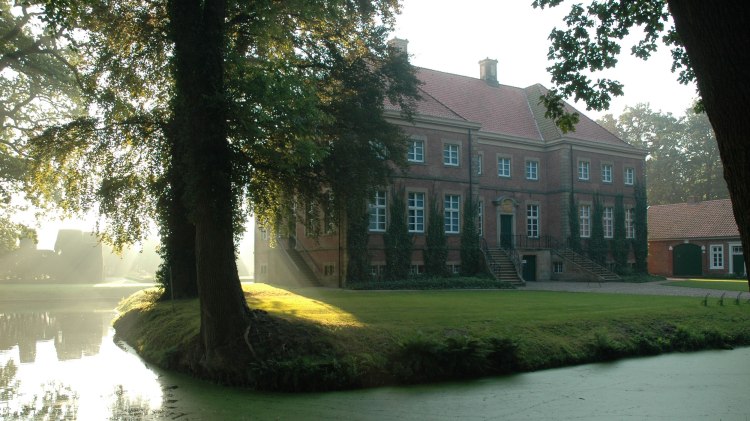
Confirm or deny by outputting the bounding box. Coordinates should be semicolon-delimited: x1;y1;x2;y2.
479;58;498;86
388;37;409;55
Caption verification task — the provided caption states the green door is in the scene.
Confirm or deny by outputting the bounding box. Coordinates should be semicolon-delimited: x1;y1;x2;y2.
733;253;745;277
673;244;702;276
500;215;513;249
522;255;537;281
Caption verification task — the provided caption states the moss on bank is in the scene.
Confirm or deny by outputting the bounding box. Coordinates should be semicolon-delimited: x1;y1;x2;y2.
113;284;750;391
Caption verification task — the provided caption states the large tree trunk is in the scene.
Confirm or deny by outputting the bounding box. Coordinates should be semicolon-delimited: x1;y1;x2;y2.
668;1;750;290
168;0;251;371
160;170;198;299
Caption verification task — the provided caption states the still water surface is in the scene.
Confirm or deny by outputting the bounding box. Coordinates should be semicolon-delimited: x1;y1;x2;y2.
1;285;749;420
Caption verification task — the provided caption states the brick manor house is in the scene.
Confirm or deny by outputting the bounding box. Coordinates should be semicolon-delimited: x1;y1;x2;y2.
254;40;646;287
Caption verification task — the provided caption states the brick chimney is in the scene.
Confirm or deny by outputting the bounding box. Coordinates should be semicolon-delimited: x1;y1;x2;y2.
388;37;409;55
479;58;498;86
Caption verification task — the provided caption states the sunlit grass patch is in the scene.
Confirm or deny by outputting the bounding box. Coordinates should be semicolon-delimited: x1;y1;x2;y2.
243;283;362;328
664;280;749;292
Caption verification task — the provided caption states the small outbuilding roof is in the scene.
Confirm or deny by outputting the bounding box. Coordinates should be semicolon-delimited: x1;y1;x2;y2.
648;199;740;240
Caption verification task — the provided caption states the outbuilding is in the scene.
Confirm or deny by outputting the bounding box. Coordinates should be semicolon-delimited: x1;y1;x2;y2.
648;199;745;277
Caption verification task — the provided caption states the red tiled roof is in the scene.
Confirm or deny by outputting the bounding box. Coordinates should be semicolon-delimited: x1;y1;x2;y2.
648;199;740;240
404;67;633;148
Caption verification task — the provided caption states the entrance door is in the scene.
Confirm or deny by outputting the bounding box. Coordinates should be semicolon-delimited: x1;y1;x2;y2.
522;255;537;281
673;244;702;276
500;214;513;249
732;245;745;276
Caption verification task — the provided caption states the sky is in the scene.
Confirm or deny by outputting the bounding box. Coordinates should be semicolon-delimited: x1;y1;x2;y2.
392;0;699;120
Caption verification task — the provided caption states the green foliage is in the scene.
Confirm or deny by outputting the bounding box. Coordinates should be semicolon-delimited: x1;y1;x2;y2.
567;194;581;251
611;195;628;274
633;181;649;274
384;187;411;281
424;194;448;278
346;276;514;290
531;0;693;133
346;201;371;283
599;104;728;205
588;193;607;265
460;196;484;276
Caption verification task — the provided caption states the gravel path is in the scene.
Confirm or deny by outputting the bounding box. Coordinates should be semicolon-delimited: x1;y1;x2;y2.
521;279;750;299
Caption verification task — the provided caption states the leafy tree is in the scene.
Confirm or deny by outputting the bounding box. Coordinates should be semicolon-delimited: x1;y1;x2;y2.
600;103;727;205
633;181;649;274
424;194;447;278
460;196;484;276
0;1;84;248
533;0;750;287
345;200;370;283
37;0;420;370
384;187;411;281
612;195;629;274
567;194;581;251
588;194;607;265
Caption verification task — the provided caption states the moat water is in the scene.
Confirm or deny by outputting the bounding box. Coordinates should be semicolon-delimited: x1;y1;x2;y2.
1;283;749;420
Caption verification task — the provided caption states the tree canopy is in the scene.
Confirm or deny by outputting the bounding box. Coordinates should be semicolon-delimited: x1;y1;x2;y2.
0;1;84;250
599;103;728;205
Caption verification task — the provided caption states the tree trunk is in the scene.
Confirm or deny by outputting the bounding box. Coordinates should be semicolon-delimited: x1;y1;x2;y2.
668;1;750;289
168;0;251;370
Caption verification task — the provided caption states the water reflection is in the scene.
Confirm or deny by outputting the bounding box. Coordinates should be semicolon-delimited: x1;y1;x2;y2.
0;303;164;420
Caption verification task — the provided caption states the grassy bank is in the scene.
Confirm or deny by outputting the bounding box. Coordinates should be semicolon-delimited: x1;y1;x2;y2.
113;283;750;391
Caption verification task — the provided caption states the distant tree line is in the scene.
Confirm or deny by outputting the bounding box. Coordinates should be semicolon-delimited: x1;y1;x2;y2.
598;103;728;205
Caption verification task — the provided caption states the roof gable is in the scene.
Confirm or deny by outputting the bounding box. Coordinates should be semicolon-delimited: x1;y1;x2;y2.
403;67;636;149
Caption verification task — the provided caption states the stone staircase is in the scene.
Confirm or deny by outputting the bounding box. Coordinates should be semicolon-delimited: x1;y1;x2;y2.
485;248;524;285
282;238;321;286
553;248;621;282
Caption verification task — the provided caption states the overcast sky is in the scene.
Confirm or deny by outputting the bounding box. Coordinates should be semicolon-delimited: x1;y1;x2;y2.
393;0;699;120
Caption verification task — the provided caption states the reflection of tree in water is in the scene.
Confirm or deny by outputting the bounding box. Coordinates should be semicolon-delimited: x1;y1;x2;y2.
53;312;108;361
0;312;108;363
0;359;79;420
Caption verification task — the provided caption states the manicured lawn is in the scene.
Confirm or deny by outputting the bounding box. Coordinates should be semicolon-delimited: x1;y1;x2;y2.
663;279;750;292
115;283;750;391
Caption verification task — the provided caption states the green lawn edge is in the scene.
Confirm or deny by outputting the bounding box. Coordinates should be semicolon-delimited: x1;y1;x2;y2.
113;284;750;392
664;280;750;292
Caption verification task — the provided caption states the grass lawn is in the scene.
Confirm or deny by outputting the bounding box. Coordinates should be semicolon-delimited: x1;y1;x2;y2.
663;279;750;292
115;283;750;391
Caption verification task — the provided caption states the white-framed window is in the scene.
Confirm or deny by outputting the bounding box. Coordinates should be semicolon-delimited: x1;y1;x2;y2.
324;264;335;276
624;167;635;185
408;192;425;233
578;160;590;180
477;200;484;236
580;205;591;238
527;204;539;238
525;160;539;180
625;208;635;239
443;143;459;166
408;139;424;163
444;194;460;234
601;164;613;183
603;207;613;238
476;152;483;175
410;264;425;275
553;261;564;273
368;191;387;232
710;245;724;269
498;157;511;177
449;263;461;274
